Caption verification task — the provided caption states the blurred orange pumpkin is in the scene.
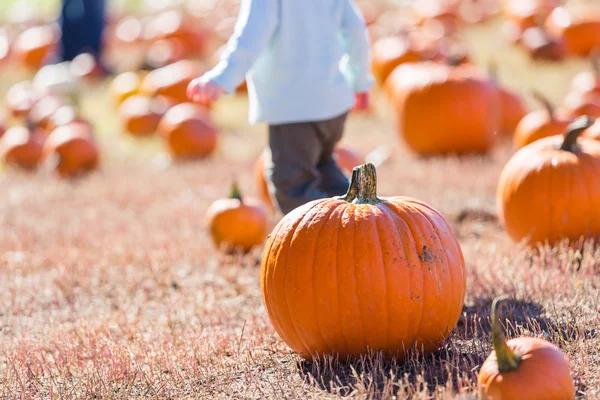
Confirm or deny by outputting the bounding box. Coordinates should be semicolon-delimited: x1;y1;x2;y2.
69;53;106;81
157;102;218;159
569;57;600;97
546;6;600;57
385;61;499;155
28;94;68;133
42;121;99;178
371;35;423;86
0;126;44;170
13;24;58;70
145;10;209;57
562;90;600;120
489;64;527;136
46;105;87;133
514;91;570;149
118;95;169;137
205;181;269;253
6;81;39;119
521;26;567;62
110;71;147;107
145;38;189;69
140;60;205;104
500;117;600;245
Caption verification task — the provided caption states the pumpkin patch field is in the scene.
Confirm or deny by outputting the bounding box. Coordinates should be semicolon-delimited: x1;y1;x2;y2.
1;0;600;398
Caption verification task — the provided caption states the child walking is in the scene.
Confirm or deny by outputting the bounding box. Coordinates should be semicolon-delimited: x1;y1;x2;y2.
187;0;374;214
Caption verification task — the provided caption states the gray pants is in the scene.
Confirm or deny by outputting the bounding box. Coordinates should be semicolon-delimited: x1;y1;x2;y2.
264;112;350;214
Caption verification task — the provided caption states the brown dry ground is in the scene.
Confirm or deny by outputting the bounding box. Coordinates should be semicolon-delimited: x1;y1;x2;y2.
1;13;599;400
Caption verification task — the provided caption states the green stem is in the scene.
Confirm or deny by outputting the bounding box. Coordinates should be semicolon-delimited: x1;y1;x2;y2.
342;163;381;204
230;180;243;202
531;89;555;119
560;117;595;152
491;296;521;372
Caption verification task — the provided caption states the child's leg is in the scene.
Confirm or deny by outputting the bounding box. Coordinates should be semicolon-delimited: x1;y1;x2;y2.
266;122;329;214
315;112;350;197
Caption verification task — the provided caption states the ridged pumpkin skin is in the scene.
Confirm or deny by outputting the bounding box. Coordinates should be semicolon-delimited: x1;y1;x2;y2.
386;62;499;155
43;122;99;178
0;127;44;170
261;164;466;359
499;118;600;244
255;145;363;212
205;185;269;253
371;36;422;87
157;103;217;159
140;60;204;104
478;298;575;400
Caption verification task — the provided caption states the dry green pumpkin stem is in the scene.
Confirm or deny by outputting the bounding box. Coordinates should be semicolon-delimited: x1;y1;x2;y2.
491;296;522;372
343;162;381;204
230;180;243;202
560;116;594;152
531;89;555;119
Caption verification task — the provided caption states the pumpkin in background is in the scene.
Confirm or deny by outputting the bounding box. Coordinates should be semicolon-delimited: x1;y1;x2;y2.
371;35;423;86
0;126;44;170
489;63;527;136
412;0;461;34
110;71;147;107
28;94;68;133
545;6;600;57
46;105;86;133
6;81;39;119
145;38;189;69
499;117;600;245
69;53;106;81
0;27;10;65
140;60;205;104
255;144;363;212
0;118;5;139
157;102;218;159
118;95;170;137
478;297;575;399
261;163;466;360
520;26;567;62
513;91;570;149
561;90;600;120
42;121;99;178
145;10;208;57
13;24;58;70
205;181;269;253
385;62;499;155
502;0;559;27
569;56;600;97
584;118;600;141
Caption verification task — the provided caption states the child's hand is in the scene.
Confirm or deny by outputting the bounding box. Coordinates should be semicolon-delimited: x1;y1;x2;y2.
187;77;227;105
353;92;370;111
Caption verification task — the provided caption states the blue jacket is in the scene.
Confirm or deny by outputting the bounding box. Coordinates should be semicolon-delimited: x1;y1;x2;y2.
203;0;374;125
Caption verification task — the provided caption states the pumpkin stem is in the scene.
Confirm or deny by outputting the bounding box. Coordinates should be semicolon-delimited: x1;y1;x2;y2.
230;180;243;202
342;163;380;204
560;116;595;152
531;89;555;119
490;296;522;372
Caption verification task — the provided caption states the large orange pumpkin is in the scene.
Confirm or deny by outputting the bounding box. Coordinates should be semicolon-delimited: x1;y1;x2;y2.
157;103;218;159
42;122;99;178
205;181;269;253
0;126;44;170
385;62;499;155
6;81;39;119
118;95;168;137
489;64;527;136
545;6;600;57
513;91;570;149
140;60;205;104
499;117;600;245
260;163;466;359
13;24;58;70
371;36;423;86
478;297;575;400
255;145;363;212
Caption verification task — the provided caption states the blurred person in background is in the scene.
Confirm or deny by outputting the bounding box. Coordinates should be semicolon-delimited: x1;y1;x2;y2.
58;0;108;72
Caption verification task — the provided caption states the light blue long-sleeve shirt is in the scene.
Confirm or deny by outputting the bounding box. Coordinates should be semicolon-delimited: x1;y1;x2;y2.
203;0;374;125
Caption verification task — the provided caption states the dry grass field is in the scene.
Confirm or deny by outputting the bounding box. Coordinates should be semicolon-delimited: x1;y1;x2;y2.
1;2;600;399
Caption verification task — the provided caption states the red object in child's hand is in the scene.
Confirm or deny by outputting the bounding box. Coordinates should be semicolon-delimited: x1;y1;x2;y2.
353;92;370;112
187;77;227;105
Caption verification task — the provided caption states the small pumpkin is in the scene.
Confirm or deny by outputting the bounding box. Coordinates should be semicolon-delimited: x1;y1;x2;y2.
545;6;600;57
28;94;68;133
568;56;600;97
255;145;363;212
412;0;461;34
145;38;189;69
561;90;600;120
513;91;570;149
489;63;527;136
500;117;600;245
69;53;106;81
6;81;39;119
520;26;567;62
385;61;499;155
156;102;218;159
145;10;208;57
372;36;423;86
42;121;100;178
478;297;575;400
140;60;205;105
110;71;146;107
118;95;169;137
13;24;58;70
46;105;87;133
260;163;466;359
205;181;269;253
0;126;44;170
